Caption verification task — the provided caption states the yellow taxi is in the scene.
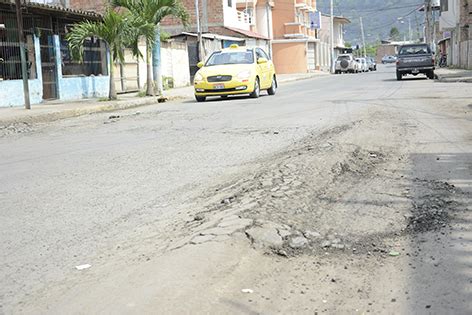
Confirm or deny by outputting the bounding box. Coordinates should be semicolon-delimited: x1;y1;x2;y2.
193;44;277;102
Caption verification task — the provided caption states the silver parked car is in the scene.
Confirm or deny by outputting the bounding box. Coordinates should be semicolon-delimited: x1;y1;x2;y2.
355;58;368;72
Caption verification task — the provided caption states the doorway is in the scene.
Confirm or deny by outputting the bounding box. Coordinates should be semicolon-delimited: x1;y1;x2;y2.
40;32;58;100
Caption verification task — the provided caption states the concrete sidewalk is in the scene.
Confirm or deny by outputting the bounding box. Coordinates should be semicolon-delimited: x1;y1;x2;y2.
0;71;328;127
435;68;472;83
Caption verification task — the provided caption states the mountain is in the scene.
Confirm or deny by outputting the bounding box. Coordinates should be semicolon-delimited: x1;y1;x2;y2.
316;0;425;45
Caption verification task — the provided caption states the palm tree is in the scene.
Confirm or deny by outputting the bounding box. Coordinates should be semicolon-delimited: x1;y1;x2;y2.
113;0;189;96
66;10;131;100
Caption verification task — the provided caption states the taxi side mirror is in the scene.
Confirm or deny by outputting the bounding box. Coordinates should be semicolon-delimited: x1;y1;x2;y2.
197;61;204;68
257;57;268;64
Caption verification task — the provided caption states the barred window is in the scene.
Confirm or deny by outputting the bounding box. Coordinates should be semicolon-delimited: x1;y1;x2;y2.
60;36;108;76
0;14;37;81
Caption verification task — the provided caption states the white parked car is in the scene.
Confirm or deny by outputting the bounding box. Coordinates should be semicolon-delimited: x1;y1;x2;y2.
335;54;360;74
355;58;368;72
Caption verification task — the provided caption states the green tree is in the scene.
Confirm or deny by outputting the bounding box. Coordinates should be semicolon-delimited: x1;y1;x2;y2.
113;0;189;96
67;10;132;100
389;27;400;41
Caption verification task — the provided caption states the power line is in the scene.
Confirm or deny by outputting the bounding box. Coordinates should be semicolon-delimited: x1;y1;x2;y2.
363;4;423;33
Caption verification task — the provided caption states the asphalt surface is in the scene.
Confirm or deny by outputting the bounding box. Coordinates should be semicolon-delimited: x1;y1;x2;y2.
1;65;471;314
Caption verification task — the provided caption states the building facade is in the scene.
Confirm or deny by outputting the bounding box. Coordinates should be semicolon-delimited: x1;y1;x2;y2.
0;0;110;107
270;0;318;74
269;0;349;74
161;0;270;50
439;0;472;69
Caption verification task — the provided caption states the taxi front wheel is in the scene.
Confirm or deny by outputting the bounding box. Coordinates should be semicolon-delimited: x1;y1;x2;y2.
250;78;260;98
195;95;206;102
267;76;277;95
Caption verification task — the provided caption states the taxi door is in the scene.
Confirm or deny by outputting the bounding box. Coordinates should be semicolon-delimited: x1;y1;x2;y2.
256;48;271;89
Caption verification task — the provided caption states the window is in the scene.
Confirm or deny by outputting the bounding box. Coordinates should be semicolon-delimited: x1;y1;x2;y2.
206;50;254;66
60;36;108;76
256;48;270;60
227;0;232;7
399;45;431;55
0;14;36;81
440;0;448;12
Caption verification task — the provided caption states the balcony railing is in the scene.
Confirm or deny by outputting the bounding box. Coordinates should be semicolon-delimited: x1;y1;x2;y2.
237;10;254;25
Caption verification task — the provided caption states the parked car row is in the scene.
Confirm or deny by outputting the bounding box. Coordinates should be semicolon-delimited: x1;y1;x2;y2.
335;54;377;74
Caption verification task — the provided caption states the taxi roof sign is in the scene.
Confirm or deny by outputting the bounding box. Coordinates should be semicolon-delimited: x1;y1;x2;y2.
229;44;239;49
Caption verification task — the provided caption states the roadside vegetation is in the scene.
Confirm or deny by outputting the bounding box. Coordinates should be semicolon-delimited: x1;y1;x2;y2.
66;0;189;100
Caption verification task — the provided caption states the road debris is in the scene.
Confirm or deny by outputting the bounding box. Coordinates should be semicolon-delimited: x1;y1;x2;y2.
241;289;254;294
75;264;92;270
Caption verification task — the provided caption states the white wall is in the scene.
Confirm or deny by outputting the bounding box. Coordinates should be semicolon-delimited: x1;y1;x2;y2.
333;22;344;47
136;40;191;89
255;4;272;39
439;0;460;30
223;0;251;30
161;41;191;87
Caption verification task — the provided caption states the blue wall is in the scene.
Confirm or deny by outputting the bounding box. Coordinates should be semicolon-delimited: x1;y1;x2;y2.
0;35;110;108
54;35;110;101
0;36;43;108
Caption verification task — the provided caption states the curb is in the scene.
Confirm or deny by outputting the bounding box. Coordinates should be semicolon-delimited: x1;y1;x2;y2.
0;74;328;127
277;73;330;84
0;97;161;127
436;76;472;83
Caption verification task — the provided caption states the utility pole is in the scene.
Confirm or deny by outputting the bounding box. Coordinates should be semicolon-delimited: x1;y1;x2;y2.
408;17;412;41
415;12;420;41
360;17;367;58
432;9;436;53
424;0;432;47
15;0;31;110
329;0;335;73
194;0;203;61
266;0;272;58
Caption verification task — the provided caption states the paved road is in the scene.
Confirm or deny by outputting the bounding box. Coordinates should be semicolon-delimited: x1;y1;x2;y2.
1;65;471;314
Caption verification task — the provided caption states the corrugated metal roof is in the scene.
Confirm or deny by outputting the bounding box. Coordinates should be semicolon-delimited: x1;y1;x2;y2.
0;0;101;18
174;32;245;42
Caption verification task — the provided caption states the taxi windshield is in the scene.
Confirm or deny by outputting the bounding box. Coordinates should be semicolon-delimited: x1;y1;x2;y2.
206;50;254;66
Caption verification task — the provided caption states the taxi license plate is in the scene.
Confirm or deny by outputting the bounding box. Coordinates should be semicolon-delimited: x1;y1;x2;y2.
213;84;225;90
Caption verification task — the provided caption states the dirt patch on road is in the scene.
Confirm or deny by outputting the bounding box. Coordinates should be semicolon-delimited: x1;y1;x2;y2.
175;113;470;260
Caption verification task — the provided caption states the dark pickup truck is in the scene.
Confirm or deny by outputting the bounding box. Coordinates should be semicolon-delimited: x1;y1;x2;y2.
396;44;435;81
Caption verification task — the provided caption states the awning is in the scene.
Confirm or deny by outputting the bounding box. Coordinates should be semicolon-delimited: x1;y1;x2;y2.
438;37;451;45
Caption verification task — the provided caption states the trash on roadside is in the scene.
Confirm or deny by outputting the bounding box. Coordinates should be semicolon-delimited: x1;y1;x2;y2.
389;251;400;257
273;131;280;135
109;115;120;119
75;264;92;270
369;153;378;158
241;289;254;294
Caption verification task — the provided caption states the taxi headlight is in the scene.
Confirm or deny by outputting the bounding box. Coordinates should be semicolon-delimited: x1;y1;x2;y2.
237;70;251;80
194;72;204;82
